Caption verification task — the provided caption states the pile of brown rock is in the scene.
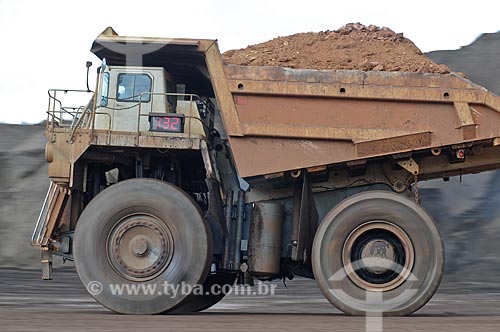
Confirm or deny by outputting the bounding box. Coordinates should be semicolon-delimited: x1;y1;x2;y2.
223;23;450;74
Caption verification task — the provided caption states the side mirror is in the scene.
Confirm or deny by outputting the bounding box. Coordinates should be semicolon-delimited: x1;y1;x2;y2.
100;58;107;73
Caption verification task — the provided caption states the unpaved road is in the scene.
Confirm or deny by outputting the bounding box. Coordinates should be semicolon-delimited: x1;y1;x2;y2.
1;268;500;331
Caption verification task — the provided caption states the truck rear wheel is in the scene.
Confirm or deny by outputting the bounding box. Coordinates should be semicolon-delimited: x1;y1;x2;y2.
312;190;444;316
74;178;212;314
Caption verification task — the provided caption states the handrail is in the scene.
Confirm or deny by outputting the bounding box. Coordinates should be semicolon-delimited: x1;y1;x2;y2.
136;92;200;144
68;98;95;142
93;112;113;144
49;89;205;146
70;106;87;128
46;89;93;133
31;182;57;247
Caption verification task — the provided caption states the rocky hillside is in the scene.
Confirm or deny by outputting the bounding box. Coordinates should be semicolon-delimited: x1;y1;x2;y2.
427;32;500;94
422;33;500;281
0;124;48;267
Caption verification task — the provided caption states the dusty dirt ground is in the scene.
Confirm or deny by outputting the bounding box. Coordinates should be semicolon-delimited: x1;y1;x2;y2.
223;23;450;73
1;268;500;332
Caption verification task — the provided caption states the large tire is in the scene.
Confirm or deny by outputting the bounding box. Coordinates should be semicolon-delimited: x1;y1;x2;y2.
312;190;444;316
74;178;212;314
172;272;237;313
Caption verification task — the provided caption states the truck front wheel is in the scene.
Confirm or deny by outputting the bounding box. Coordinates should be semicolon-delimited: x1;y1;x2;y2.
171;272;237;313
74;179;212;314
312;190;444;316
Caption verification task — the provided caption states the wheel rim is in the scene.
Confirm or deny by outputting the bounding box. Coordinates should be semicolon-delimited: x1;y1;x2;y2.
342;221;415;292
107;213;174;282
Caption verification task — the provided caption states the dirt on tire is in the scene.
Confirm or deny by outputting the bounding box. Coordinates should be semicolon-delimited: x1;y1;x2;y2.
222;23;450;74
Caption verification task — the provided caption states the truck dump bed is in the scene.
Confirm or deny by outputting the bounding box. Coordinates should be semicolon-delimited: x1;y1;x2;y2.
219;66;500;178
91;29;500;180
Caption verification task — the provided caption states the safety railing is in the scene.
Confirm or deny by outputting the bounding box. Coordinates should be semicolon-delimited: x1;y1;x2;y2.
31;182;57;247
47;89;210;146
134;92;207;143
46;89;94;133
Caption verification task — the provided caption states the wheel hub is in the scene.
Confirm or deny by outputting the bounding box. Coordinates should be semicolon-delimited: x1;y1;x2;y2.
130;237;150;257
107;214;174;281
360;239;396;274
342;221;414;291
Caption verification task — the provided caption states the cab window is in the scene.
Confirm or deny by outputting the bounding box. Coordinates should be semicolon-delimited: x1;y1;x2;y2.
116;73;152;102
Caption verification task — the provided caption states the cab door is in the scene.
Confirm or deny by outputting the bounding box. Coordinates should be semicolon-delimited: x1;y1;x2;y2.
113;71;153;132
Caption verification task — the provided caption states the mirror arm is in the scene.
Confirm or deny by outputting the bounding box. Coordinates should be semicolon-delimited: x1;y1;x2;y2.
85;61;93;92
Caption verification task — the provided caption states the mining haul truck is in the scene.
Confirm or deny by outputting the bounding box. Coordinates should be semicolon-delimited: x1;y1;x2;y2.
32;27;500;316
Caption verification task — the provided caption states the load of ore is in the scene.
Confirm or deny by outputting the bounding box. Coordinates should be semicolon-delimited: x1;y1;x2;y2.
222;23;450;74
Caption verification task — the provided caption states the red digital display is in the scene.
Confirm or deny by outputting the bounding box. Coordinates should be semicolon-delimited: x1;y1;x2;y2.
149;114;184;133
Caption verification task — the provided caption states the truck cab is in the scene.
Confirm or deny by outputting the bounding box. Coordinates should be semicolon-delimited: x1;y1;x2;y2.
95;65;204;137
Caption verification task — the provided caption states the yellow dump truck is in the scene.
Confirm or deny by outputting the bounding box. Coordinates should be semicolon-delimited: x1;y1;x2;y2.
32;27;500;316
